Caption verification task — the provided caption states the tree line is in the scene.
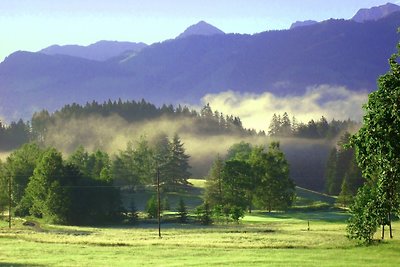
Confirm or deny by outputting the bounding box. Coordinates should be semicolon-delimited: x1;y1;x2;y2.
0;100;265;151
268;112;359;139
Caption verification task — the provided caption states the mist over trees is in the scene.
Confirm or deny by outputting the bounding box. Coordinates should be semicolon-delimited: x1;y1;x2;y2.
0;99;362;194
267;112;359;139
0;130;194;225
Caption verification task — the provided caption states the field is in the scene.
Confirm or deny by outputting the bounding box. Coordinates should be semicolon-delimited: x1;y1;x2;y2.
0;180;399;266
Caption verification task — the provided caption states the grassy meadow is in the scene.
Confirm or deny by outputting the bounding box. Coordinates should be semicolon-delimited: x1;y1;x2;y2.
0;180;399;266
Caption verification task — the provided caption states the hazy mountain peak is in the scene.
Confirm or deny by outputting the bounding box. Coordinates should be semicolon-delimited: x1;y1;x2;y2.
177;21;225;39
352;2;400;22
290;20;318;29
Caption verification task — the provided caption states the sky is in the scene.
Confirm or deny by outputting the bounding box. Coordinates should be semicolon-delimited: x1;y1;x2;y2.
0;0;398;61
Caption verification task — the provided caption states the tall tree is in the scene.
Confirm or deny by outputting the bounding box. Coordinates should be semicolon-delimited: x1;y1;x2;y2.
3;143;44;208
23;148;69;223
205;155;224;206
348;45;400;242
169;134;191;186
252;142;295;212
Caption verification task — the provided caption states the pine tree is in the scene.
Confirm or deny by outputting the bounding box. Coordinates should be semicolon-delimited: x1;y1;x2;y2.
177;197;188;223
169;134;191;186
205;155;224;206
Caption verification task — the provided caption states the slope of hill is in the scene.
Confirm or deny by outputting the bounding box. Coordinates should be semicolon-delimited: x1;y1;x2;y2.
40;40;147;61
0;13;399;121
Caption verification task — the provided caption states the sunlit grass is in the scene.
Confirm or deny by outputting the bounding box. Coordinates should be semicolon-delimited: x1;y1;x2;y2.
1;212;399;266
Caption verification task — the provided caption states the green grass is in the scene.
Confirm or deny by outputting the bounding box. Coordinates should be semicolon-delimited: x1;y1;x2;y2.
1;213;399;266
1;181;398;266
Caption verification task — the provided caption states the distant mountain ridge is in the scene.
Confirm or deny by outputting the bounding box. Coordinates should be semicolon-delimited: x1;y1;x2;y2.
290;20;318;29
0;11;399;121
352;2;400;22
40;40;147;61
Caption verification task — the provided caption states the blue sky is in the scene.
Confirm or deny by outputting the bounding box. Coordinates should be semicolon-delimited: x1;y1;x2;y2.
0;0;398;61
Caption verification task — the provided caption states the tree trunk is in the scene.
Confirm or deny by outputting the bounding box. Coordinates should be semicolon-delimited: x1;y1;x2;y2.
381;224;385;240
389;213;393;239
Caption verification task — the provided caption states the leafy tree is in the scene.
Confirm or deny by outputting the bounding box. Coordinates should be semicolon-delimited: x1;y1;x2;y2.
348;45;400;242
229;206;245;223
252;142;295;212
221;160;252;210
225;141;252;161
3;143;44;208
23;148;69;223
347;184;380;243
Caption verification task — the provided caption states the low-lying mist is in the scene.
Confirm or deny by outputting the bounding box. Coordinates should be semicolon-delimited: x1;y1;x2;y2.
0;152;10;162
198;85;368;131
43;114;337;190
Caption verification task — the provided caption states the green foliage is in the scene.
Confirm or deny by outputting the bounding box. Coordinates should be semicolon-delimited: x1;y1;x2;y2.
196;202;213;225
0;119;31;151
221;159;253;210
7;146;123;225
127;198;139;224
336;176;353;207
348;44;400;242
162;196;170;211
252;142;295;212
146;195;158;219
206;142;295;218
23;148;68;223
229;206;245;223
268;113;358;139
177;197;188;223
1;143;44;208
347;184;380;243
205;155;224;207
225;141;252;161
325;132;364;196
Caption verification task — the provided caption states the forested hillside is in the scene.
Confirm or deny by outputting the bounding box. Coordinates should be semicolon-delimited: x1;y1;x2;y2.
0;99;359;191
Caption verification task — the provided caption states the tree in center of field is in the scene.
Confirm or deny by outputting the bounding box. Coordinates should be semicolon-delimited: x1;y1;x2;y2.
250;142;295;212
348;44;400;243
205;141;295;221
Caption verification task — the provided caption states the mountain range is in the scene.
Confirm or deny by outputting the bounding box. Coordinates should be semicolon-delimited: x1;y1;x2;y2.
0;3;399;121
